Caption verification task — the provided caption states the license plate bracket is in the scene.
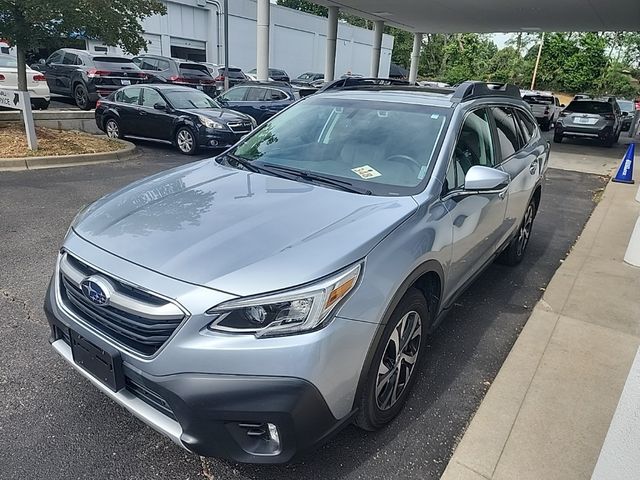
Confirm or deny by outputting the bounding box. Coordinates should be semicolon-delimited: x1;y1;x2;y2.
70;330;124;392
121;79;131;86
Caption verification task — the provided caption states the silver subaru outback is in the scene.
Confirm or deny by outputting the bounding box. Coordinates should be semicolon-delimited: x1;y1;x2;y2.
45;81;549;463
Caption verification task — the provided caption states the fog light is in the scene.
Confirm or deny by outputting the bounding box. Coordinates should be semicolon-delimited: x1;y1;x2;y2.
209;139;219;146
267;423;280;445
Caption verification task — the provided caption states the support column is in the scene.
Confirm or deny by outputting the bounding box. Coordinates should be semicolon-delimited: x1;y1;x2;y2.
370;20;385;77
256;0;270;81
324;6;339;82
409;32;423;84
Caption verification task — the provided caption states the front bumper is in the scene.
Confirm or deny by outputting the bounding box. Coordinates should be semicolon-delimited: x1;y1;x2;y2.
44;282;352;463
197;127;246;148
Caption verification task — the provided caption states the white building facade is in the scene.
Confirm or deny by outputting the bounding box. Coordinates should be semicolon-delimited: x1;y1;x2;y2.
86;0;394;78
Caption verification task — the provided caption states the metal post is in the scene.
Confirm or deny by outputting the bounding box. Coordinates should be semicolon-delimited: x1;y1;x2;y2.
530;32;545;91
324;6;339;82
409;32;423;84
223;0;229;91
256;0;270;82
19;91;37;150
370;20;384;77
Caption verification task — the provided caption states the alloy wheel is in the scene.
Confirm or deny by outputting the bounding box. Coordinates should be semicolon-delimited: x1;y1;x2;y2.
375;310;422;411
105;120;119;139
177;129;194;153
516;204;534;257
75;86;87;109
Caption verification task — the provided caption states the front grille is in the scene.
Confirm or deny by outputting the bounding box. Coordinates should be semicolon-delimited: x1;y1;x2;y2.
59;253;185;356
227;121;253;134
125;378;176;420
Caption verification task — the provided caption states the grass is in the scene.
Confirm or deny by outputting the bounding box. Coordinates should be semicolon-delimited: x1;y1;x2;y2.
0;123;122;158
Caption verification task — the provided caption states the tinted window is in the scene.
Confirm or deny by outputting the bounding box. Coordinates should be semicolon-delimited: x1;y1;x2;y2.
266;89;287;101
163;89;218;109
221;68;245;79
135;57;159;71
157;59;171;70
141;88;163;107
47;51;64;64
232;98;448;195
618;100;635;113
93;57;138;71
492;107;521;161
246;88;267;101
515;109;537;143
118;87;141;104
179;63;212;79
566;101;613;114
446;108;495;190
220;86;248;101
62;53;79;65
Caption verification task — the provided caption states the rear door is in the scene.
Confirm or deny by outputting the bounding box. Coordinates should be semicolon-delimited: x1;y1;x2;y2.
442;108;508;296
258;87;291;123
59;52;81;93
115;87;143;136
137;87;173;140
217;86;250;115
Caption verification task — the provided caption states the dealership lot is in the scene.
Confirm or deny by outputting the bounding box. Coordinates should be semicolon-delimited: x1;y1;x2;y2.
0;136;607;479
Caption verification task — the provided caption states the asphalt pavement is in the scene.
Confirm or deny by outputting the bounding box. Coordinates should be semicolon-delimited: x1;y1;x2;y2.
0;142;605;480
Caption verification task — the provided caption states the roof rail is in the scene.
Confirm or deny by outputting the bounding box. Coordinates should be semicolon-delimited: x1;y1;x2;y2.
451;81;522;102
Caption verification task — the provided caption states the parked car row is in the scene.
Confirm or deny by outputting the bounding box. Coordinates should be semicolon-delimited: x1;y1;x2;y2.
0;55;50;109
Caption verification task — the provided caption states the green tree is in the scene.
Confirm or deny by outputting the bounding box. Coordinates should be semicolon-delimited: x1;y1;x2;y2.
0;0;166;92
442;34;498;85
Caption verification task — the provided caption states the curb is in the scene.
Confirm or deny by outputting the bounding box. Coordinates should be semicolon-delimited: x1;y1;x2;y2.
0;140;138;171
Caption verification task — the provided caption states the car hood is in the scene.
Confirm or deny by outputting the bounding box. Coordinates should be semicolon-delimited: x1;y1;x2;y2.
73;160;418;296
176;108;251;123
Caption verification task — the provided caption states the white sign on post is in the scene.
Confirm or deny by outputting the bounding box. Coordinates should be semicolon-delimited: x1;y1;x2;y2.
0;88;38;150
0;88;23;110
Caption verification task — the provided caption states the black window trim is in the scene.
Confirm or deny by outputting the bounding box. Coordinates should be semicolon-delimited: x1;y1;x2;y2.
488;105;528;164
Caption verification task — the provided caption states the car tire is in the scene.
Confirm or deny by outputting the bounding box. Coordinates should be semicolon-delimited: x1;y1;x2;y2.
74;83;92;110
499;200;537;266
104;117;123;139
354;288;429;432
553;132;563;143
175;126;198;155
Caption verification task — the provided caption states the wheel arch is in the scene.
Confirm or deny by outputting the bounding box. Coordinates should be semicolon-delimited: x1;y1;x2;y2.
351;259;445;411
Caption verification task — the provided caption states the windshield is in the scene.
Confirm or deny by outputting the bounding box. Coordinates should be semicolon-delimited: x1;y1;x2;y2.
618;100;634;112
227;97;449;196
0;56;17;68
164;89;219;109
566;101;613;114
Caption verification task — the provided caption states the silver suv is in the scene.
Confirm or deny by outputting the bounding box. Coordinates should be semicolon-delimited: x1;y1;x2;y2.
45;82;549;463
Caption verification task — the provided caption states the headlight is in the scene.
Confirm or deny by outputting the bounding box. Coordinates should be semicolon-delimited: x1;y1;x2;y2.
207;263;362;338
198;115;225;129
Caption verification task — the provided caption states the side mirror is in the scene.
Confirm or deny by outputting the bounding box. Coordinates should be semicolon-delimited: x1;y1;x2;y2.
217;97;227;106
464;165;510;191
560;103;565;108
153;101;166;110
622;111;629;117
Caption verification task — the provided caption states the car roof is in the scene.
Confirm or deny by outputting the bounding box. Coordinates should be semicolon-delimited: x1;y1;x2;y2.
235;81;292;89
318;89;455;108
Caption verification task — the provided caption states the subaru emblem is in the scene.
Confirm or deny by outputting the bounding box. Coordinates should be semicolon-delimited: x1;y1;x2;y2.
80;276;112;306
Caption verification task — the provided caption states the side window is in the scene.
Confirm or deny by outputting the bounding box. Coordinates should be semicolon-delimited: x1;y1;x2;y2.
267;89;288;101
515;109;537;144
120;87;141;105
245;87;266;102
220;86;248;101
157;59;171;71
62;53;79;65
140;88;163;107
445;108;496;191
47;51;64;64
491;107;521;161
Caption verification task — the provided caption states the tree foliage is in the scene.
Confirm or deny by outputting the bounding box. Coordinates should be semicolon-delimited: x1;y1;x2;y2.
0;0;166;90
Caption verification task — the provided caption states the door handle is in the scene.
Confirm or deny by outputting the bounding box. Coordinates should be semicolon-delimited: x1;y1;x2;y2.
139;111;147;116
529;160;538;175
259;105;267;110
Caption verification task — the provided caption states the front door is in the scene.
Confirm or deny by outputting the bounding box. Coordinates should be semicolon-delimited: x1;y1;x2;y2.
137;87;173;140
441;108;508;300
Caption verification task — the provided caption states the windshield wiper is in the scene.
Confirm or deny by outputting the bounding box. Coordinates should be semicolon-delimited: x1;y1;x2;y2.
262;163;372;195
223;153;298;181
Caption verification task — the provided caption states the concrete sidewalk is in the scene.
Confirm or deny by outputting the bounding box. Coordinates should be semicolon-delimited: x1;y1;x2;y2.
441;155;640;480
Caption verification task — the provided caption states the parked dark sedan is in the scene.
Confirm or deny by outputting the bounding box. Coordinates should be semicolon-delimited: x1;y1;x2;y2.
214;82;296;124
95;85;256;154
291;72;324;86
132;55;217;98
247;68;290;82
39;49;148;109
